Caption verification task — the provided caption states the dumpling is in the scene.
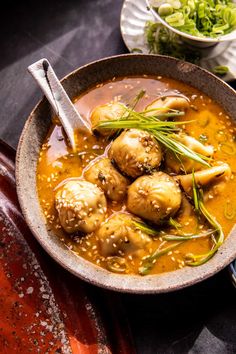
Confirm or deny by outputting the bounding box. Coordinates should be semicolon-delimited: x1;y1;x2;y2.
145;95;189;118
177;162;231;195
90;102;126;136
84;158;129;201
165;134;214;173
97;213;151;257
127;172;181;224
108;129;162;178
55;179;107;233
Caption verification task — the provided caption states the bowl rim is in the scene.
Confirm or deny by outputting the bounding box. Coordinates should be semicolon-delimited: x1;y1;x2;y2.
15;53;236;294
146;0;236;44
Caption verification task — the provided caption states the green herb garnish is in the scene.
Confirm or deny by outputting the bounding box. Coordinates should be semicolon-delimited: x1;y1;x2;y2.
96;108;211;167
150;131;211;167
168;217;182;229
129;89;146;110
139;242;184;275
132;220;157;236
133;219;214;241
184;172;224;266
145;21;200;63
130;48;143;53
145;21;231;73
163;229;215;241
151;0;236;38
212;66;229;76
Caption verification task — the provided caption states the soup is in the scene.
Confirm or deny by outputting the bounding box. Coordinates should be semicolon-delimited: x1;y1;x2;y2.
37;76;236;275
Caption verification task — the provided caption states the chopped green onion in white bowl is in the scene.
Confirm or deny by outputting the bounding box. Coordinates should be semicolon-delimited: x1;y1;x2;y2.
147;0;236;47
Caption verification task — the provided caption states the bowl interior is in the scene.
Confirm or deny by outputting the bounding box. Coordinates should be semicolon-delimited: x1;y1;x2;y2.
147;0;236;47
16;54;236;294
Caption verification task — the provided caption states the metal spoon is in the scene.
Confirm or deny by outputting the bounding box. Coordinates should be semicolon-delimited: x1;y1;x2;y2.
28;58;91;151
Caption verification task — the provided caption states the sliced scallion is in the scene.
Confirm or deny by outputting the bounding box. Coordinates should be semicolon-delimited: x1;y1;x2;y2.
152;0;236;38
184;172;224;266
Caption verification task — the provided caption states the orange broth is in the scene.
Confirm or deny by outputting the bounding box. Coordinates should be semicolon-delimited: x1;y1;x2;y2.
37;76;236;275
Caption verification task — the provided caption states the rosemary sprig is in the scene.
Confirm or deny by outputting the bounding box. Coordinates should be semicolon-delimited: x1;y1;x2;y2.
184;173;224;266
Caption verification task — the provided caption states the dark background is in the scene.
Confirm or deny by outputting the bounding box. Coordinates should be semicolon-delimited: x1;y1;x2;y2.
1;1;236;353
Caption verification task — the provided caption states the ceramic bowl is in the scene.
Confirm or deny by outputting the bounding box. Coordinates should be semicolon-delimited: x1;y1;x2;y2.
146;0;236;48
16;54;236;294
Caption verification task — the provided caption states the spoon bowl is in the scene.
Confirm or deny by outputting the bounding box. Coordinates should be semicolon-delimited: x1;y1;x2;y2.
28;59;91;151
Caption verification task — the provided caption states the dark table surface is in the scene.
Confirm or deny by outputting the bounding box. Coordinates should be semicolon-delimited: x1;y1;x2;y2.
1;1;236;353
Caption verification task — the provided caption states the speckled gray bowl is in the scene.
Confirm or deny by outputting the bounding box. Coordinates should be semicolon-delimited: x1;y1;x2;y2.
16;54;236;294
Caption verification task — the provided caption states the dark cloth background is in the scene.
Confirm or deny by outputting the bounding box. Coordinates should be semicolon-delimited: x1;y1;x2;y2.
1;1;236;353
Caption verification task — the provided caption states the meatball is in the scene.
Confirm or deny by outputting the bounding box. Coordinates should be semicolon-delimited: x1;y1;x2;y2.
127;172;181;224
84;158;129;201
108;129;162;178
90;102;126;136
145;95;189;119
97;213;151;257
165;134;214;173
55;179;107;234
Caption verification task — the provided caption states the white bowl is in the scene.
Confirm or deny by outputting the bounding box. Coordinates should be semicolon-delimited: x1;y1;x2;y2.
147;0;236;48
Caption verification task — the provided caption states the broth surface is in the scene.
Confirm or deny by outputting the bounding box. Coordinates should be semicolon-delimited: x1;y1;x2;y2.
37;76;236;275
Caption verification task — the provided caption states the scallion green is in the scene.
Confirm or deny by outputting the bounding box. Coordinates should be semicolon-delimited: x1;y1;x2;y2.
151;0;236;38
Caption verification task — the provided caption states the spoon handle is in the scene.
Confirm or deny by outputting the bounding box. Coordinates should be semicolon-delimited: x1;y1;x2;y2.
28;59;91;151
